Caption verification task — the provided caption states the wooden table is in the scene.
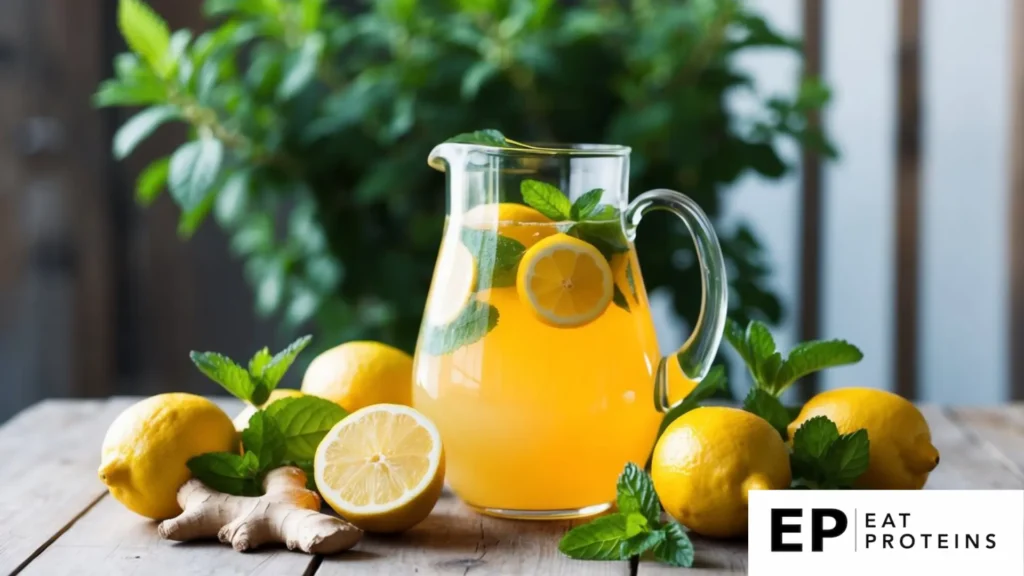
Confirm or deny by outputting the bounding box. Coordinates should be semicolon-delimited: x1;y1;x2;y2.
2;398;1023;575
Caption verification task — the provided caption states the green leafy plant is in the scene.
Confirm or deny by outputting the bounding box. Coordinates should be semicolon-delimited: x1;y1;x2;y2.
725;317;870;487
187;336;346;494
98;0;833;351
559;463;694;567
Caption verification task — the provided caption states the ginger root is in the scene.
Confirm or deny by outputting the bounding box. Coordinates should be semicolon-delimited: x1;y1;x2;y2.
157;466;362;554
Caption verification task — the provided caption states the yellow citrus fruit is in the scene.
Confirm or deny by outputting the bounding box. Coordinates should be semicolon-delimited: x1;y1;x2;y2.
232;388;304;431
98;393;238;520
652;406;791;538
464;202;555;248
516;233;613;328
301;341;413;413
426;242;477;325
788;388;940;489
314;404;445;533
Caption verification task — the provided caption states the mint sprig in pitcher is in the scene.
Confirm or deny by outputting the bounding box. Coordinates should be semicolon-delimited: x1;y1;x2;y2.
413;132;728;519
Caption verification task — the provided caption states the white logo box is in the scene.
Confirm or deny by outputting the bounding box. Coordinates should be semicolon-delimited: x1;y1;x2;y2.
748;490;1024;575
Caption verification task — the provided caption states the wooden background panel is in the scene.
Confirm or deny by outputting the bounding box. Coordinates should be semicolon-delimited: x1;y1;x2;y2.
820;0;898;393
918;0;1011;404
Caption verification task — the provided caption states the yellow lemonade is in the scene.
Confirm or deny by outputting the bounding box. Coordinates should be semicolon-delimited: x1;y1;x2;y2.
413;219;690;513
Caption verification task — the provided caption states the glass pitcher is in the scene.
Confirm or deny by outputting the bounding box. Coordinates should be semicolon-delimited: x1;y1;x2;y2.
412;140;727;520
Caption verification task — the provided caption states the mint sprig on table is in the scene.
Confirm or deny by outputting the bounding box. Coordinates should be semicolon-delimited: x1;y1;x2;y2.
187;336;346;495
725;318;871;487
559;463;695;568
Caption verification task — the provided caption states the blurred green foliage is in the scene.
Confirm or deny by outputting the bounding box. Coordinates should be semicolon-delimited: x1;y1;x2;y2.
98;0;833;353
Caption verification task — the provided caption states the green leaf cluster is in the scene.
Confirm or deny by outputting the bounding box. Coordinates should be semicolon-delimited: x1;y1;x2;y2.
186;336;347;495
790;416;870;489
99;0;834;352
191;335;311;405
725;319;863;396
559;463;694;568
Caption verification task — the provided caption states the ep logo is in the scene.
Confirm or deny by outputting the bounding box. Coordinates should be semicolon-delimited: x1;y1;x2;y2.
770;508;848;552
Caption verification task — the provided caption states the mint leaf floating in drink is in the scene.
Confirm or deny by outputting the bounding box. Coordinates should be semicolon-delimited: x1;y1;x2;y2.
558;463;695;567
422;299;500;356
461;228;526;289
521;179;572;221
570;188;604;221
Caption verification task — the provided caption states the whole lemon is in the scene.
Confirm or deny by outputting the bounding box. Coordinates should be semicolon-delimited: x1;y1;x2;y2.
652;407;791;538
788;388;939;489
98;393;237;519
301;341;412;412
232;388;304;431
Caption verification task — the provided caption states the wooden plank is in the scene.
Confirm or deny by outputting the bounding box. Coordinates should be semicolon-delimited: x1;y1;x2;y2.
637;535;746;575
920;405;1024;489
0;399;133;574
19;494;315;576
892;0;922;400
317;490;629;576
797;0;824;400
1011;0;1024;400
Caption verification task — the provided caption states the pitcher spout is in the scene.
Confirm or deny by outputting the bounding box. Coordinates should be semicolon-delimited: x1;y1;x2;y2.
428;143;460;173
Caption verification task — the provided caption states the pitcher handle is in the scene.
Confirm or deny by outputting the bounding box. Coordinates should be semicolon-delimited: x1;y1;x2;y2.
625;189;728;412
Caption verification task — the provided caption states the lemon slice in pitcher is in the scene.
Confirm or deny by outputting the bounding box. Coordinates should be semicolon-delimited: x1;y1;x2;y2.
516;233;613;328
427;242;476;325
314;404;445;533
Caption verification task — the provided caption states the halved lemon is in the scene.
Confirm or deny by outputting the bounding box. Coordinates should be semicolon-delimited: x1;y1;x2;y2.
516;233;614;328
314;404;445;533
427;241;476;325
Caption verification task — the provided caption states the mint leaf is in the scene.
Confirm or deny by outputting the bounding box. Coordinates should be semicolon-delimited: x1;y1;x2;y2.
445;129;507;146
189;351;254;401
187;452;261;496
569;220;629;260
570;189;604;221
461;229;526;289
616;463;661;526
612;285;629;312
622;530;666;557
588;205;619;221
657;365;726;437
625;261;637;300
824;429;870;487
743;388;790;438
522;179;571;221
248;347;272;378
118;0;173;78
774;340;863;391
747;320;777;361
264;395;347;462
423;300;499;355
261;335;313;390
558;514;632;561
793;415;839;459
724;318;755;369
241;411;286;471
653;522;695;567
791;415;841;485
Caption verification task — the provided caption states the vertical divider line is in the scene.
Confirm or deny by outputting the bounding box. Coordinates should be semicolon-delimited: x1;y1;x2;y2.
798;0;824;400
893;0;922;400
1010;0;1024;400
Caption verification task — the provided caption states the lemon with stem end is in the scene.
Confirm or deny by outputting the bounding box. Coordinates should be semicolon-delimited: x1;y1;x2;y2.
652;406;791;538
